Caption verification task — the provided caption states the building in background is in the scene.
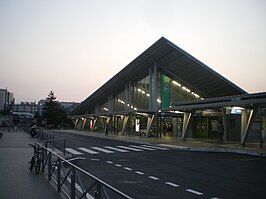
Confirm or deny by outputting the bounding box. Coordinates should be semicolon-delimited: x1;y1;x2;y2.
0;88;15;113
0;88;15;126
12;102;38;114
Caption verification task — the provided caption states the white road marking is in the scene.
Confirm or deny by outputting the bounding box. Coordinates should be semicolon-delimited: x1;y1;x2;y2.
91;158;100;161
149;176;159;180
115;164;122;167
78;147;99;154
141;145;169;150
106;161;113;164
65;148;83;155
129;145;156;151
91;147;114;154
186;189;204;196
165;182;179;187
105;146;129;152
65;157;86;162
117;146;143;152
124;167;132;171
135;171;145;175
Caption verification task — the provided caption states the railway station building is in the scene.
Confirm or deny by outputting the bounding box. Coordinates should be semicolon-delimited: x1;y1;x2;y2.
70;37;266;146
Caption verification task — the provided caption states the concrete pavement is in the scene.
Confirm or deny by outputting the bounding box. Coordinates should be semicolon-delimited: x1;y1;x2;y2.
0;130;62;199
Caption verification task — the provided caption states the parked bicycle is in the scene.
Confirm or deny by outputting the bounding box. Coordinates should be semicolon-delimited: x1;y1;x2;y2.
28;143;44;174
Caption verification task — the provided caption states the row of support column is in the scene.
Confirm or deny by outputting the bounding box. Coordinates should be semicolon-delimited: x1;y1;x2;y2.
73;106;263;147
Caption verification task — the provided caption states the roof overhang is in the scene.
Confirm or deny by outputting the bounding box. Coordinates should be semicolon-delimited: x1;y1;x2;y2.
170;92;266;112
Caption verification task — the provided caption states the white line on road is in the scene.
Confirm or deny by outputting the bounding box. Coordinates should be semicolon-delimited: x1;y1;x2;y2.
141;145;169;150
165;182;179;187
78;147;99;154
65;148;83;155
115;164;122;167
117;146;143;152
135;171;145;175
91;158;100;161
65;157;86;162
186;189;203;196
149;176;159;180
91;147;114;153
124;167;132;171
105;146;129;152
129;145;156;151
106;161;113;164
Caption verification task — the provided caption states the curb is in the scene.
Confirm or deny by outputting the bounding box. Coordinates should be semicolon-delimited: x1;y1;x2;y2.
159;144;266;157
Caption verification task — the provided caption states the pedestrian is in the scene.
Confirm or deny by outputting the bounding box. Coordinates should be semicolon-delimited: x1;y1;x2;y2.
104;124;109;135
218;122;224;144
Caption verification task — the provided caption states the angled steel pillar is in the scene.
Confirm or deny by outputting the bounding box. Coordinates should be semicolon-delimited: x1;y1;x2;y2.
74;118;79;129
241;108;254;146
181;111;193;140
92;117;98;132
146;114;155;134
121;115;129;135
81;118;87;131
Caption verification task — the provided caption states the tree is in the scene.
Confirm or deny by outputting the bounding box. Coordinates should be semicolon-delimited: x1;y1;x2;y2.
42;91;67;128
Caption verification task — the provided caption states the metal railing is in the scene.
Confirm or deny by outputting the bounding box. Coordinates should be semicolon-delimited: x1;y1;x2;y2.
33;141;133;199
38;130;55;141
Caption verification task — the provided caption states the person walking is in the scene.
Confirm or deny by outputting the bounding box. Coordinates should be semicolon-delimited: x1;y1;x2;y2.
104;124;109;135
218;122;224;144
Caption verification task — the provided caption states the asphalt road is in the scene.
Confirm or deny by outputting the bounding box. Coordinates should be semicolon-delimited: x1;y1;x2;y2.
52;131;266;199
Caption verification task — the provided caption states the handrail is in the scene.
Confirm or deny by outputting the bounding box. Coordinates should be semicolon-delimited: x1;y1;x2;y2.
34;141;133;199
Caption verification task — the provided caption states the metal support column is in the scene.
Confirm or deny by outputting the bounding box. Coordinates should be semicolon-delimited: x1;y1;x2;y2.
222;108;227;142
82;118;87;131
146;114;155;134
241;108;254;146
92;117;98;132
181;112;193;140
74;118;79;129
121;116;129;135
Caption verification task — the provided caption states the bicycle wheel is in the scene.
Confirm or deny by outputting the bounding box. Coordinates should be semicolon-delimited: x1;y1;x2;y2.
35;153;42;174
29;156;35;171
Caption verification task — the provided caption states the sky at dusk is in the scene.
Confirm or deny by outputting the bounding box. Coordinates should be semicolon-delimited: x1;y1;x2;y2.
0;0;265;103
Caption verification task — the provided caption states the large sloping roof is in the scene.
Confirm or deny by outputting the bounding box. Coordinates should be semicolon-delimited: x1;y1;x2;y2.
71;37;246;115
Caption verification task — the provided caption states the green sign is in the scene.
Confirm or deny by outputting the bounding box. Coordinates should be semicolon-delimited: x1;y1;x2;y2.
161;74;170;109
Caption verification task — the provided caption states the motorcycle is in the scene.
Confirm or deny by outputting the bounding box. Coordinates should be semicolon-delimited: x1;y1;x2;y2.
29;125;38;138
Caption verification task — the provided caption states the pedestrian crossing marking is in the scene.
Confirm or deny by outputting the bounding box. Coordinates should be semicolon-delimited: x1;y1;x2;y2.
65;148;83;155
141;145;169;150
104;146;129;152
78;147;99;154
129;145;156;151
116;146;143;152
91;147;114;153
65;144;170;155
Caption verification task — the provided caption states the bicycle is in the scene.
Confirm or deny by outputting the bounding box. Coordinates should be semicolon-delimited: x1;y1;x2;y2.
28;143;44;174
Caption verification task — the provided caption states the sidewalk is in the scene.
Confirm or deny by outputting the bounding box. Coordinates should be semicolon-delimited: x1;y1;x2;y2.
56;129;266;157
0;131;62;199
